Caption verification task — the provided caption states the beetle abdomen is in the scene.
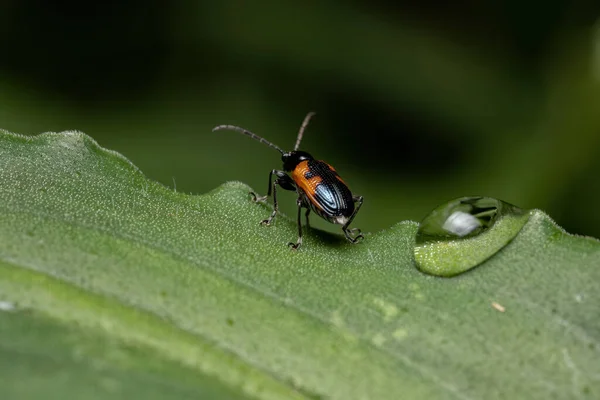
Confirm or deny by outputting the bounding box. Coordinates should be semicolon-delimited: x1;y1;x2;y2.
292;159;355;221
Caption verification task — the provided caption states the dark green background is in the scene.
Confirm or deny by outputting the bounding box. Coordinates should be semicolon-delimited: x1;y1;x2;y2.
2;1;599;237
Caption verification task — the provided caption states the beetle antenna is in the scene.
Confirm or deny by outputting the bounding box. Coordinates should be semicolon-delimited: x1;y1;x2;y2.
213;125;285;155
294;111;316;151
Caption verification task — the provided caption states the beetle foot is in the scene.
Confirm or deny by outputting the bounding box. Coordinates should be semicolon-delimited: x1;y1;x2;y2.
250;192;268;203
349;233;364;243
344;228;364;243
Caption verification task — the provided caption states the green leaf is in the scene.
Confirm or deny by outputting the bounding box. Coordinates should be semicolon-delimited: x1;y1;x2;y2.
0;129;599;399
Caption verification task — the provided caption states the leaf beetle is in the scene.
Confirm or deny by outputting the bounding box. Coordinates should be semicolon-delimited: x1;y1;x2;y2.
213;112;363;249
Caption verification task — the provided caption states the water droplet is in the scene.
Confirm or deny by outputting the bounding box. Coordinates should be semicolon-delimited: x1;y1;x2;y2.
414;196;530;277
0;301;16;312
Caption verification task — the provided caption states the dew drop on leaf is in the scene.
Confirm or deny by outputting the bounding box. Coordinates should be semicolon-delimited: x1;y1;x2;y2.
414;196;530;277
0;301;16;312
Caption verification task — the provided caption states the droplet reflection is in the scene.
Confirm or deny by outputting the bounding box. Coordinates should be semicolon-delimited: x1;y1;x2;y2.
414;196;530;277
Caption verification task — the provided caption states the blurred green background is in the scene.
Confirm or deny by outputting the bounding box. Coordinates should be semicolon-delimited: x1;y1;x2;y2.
1;1;600;237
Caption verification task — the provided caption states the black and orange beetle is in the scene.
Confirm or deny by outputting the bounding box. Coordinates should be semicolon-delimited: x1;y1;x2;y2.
213;112;363;249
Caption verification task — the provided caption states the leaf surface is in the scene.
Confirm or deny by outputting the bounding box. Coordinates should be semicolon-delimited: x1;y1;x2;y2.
0;130;599;399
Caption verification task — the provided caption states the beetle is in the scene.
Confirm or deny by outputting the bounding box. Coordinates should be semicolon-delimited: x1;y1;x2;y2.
212;112;364;249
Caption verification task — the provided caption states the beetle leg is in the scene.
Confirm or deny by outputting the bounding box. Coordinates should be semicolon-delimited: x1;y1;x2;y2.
257;171;295;226
305;208;311;229
288;198;304;249
342;195;364;243
251;169;275;203
259;175;280;225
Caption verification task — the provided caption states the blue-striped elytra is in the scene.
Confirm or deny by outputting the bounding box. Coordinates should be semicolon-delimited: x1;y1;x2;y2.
213;112;363;249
